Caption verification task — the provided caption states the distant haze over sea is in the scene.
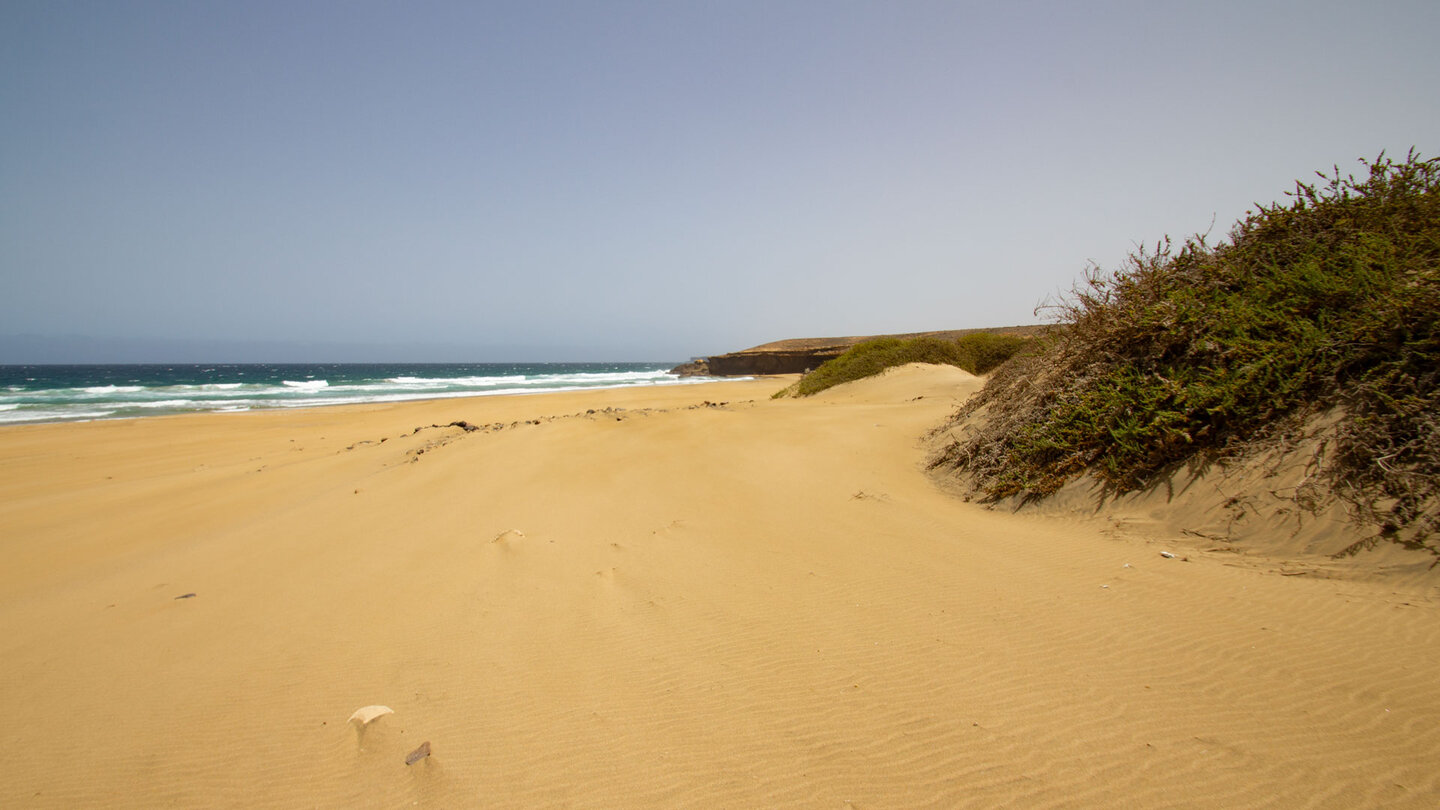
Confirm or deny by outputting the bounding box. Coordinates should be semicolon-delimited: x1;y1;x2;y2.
0;335;681;365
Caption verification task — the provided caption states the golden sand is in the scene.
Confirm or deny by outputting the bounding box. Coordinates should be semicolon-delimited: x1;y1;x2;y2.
1;366;1436;808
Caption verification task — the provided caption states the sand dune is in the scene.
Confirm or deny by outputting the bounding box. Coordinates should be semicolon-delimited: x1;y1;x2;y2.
1;365;1437;808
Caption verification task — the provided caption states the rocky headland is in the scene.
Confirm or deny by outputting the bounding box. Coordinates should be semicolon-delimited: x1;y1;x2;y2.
672;325;1044;376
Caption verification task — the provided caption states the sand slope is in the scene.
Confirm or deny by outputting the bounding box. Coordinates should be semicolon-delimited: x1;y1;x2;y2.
1;366;1437;808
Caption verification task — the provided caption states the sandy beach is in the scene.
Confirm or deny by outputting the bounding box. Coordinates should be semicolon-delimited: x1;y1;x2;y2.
1;365;1437;808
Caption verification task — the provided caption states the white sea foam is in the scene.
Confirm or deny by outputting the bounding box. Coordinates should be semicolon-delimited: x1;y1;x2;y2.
385;375;529;387
449;375;530;386
0;365;721;425
0;408;117;424
281;380;329;391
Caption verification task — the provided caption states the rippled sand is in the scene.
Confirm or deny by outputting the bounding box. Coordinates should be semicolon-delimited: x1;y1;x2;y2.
1;366;1436;808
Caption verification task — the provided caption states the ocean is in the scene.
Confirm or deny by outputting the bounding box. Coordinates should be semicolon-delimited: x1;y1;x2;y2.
0;362;713;425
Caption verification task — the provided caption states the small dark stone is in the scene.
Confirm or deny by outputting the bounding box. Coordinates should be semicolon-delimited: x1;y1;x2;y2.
405;740;432;765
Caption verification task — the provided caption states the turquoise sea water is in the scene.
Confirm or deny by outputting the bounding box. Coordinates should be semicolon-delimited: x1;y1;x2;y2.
0;363;711;425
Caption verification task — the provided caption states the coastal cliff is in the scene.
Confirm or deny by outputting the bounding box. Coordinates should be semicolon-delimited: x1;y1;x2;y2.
674;326;1043;376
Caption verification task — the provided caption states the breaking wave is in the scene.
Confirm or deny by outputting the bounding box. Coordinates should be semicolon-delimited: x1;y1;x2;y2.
0;362;729;425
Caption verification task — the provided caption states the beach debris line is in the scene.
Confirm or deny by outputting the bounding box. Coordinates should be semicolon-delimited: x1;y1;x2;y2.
364;400;755;463
405;741;432;766
348;705;394;726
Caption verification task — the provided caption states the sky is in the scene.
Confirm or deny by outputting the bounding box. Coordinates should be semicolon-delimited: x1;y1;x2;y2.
2;0;1437;363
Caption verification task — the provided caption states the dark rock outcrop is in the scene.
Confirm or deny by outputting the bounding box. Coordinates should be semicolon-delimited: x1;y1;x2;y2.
699;347;848;376
669;359;710;376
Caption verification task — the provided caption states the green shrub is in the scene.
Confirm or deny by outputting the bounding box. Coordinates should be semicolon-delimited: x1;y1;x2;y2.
956;332;1035;375
931;150;1439;554
788;333;1031;397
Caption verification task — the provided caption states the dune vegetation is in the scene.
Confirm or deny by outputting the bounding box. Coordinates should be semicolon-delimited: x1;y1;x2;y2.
930;150;1439;557
780;333;1032;397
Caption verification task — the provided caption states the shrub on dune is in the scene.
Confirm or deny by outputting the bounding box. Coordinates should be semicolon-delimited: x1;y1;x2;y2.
786;333;1032;397
930;150;1439;556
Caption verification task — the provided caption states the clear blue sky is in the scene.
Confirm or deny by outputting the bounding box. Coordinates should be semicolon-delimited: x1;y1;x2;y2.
3;0;1437;362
